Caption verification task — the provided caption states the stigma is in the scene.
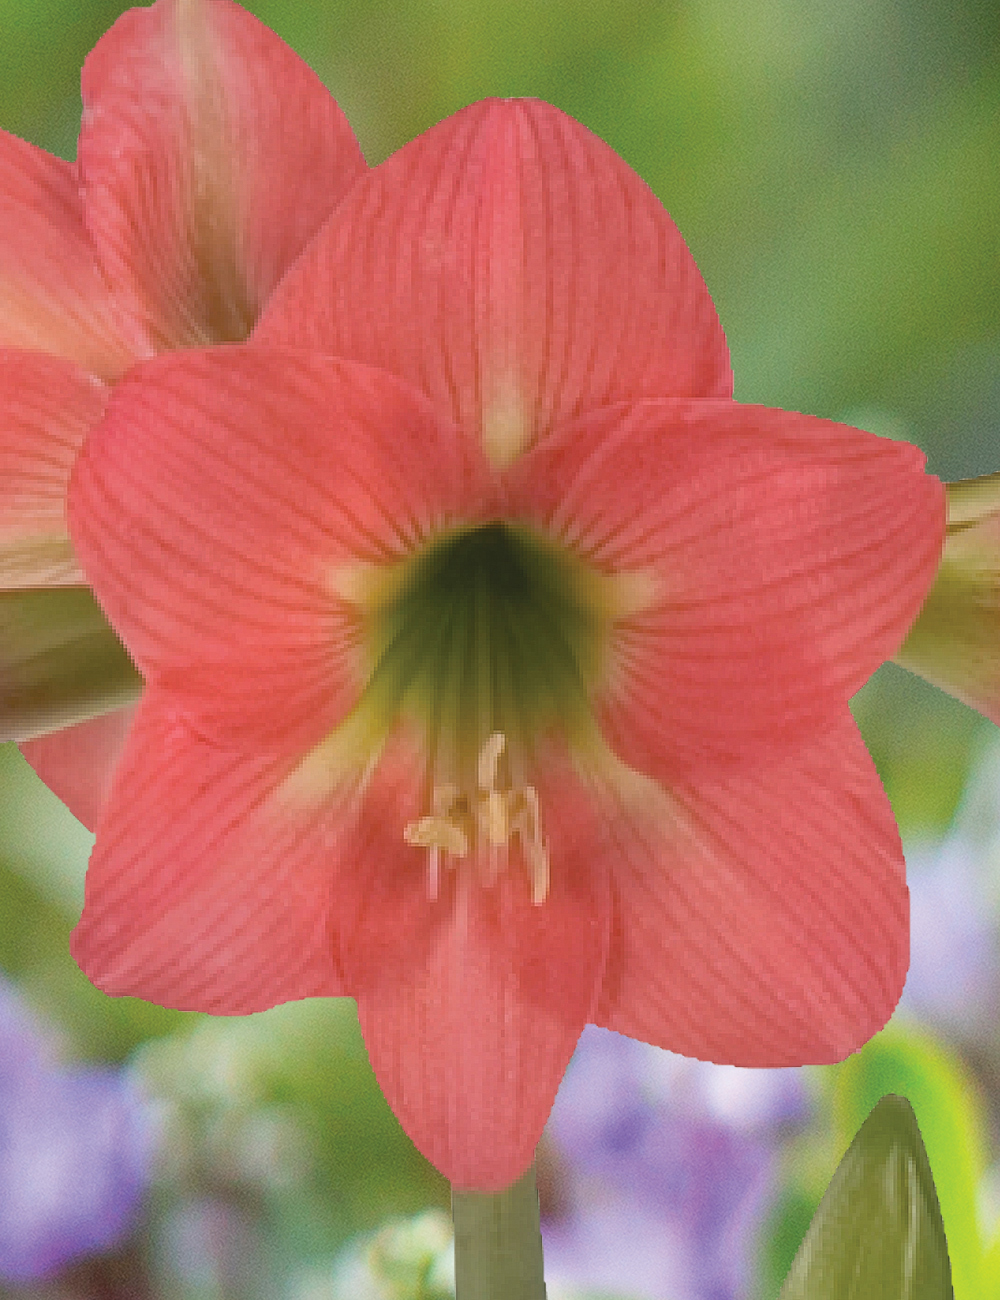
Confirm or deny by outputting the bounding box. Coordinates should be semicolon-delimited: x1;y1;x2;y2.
403;733;550;906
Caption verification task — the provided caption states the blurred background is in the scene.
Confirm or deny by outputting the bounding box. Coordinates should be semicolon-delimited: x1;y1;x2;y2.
1;0;999;1295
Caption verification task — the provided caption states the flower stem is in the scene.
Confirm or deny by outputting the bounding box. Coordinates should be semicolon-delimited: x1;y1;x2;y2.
451;1162;547;1299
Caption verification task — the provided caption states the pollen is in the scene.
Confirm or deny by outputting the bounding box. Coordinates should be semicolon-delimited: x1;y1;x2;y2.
403;733;550;906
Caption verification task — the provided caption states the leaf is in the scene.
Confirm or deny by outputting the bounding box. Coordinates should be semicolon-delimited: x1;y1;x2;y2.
778;1094;953;1300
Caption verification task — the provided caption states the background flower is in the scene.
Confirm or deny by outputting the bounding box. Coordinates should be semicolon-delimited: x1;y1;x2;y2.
899;838;1000;1042
1;0;367;829
540;1027;811;1300
0;973;156;1283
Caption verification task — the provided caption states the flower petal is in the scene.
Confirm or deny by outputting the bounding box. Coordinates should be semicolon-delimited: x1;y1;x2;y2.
70;691;346;1010
336;733;611;1190
68;346;493;751
257;98;731;464
0;350;108;589
511;400;944;770
78;0;366;354
894;472;1000;724
19;704;137;832
0;132;131;378
593;711;908;1065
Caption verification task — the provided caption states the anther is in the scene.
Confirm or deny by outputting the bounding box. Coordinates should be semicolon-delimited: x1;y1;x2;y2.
403;732;550;905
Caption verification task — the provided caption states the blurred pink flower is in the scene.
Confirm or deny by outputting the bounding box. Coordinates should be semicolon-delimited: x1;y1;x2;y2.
0;0;366;826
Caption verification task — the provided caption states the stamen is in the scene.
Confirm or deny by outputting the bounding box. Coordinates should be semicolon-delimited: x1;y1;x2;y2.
477;732;506;790
526;840;550;907
403;815;469;858
403;732;551;905
480;790;509;848
476;734;510;849
512;786;550;906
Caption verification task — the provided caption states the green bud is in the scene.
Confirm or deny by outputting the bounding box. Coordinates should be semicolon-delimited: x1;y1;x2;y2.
778;1095;953;1300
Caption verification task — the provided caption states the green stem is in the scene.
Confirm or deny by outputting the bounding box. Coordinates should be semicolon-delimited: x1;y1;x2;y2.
451;1162;547;1299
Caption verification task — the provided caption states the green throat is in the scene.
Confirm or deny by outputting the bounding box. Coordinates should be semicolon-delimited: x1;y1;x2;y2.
361;519;612;776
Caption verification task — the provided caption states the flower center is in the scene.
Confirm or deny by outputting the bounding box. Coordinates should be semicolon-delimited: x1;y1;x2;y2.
357;520;615;902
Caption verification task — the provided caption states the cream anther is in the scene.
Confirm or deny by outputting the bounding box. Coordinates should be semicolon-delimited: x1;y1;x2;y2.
403;732;551;905
403;814;469;858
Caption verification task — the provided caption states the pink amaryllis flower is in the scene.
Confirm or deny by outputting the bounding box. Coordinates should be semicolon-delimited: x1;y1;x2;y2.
0;0;365;827
67;98;945;1190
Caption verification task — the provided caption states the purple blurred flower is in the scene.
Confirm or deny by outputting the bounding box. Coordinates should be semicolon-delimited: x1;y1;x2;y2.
900;840;1000;1036
542;1025;810;1300
0;973;156;1282
898;738;1000;1040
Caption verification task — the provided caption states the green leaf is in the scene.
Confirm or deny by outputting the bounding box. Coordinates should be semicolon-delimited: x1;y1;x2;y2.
0;586;142;742
778;1094;953;1300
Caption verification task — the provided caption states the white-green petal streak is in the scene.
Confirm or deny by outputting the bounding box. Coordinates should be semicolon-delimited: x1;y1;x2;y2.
0;586;142;742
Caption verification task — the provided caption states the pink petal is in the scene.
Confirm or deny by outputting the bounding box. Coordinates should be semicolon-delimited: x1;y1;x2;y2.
19;704;137;832
0;349;108;588
68;346;493;752
70;691;346;1011
0;131;131;378
257;98;731;464
511;400;944;771
337;733;611;1190
78;0;366;355
594;711;908;1064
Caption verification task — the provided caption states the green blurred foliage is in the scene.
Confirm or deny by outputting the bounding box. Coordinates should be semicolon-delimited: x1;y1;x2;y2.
134;1003;449;1260
2;0;1000;1293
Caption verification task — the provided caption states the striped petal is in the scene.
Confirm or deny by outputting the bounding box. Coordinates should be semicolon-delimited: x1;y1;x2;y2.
19;705;137;833
68;346;493;751
78;0;366;354
257;98;731;465
594;711;908;1065
0;134;130;378
0;350;107;590
510;399;944;772
70;691;346;1011
337;732;611;1190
